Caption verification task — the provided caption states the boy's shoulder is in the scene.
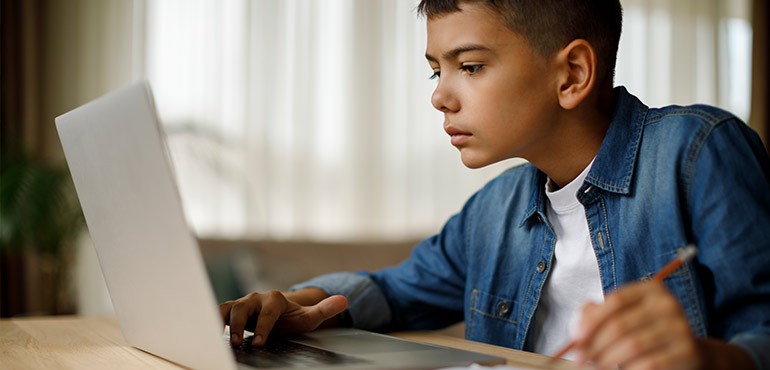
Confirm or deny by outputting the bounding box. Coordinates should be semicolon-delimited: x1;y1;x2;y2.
609;88;757;165
612;87;748;146
644;102;743;132
639;100;760;160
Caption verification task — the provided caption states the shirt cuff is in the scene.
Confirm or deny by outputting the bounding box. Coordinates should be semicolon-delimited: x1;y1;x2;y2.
289;272;392;331
730;332;770;370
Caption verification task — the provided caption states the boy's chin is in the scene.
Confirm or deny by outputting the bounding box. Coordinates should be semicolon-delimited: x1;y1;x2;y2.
459;153;495;169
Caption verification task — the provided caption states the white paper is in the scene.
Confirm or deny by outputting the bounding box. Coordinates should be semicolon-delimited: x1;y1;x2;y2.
437;364;540;370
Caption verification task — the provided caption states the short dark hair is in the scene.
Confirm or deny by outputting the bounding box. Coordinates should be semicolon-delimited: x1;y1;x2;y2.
417;0;623;85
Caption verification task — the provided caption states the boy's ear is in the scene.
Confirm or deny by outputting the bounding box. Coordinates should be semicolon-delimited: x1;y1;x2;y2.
554;39;597;110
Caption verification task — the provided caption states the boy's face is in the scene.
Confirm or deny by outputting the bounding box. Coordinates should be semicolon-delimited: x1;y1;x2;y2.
426;3;559;168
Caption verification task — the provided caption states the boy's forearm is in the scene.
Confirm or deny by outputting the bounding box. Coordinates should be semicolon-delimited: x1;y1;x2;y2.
698;338;756;370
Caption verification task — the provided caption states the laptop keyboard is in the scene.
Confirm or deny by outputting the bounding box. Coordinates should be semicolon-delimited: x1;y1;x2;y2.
229;335;369;368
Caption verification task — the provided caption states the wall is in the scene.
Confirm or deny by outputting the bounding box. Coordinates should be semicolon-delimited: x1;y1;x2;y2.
0;0;139;316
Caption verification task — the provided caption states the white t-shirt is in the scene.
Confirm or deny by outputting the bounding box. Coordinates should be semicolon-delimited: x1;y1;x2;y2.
531;159;604;358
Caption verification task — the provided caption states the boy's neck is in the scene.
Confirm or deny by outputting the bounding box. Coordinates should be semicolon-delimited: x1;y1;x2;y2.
534;87;616;190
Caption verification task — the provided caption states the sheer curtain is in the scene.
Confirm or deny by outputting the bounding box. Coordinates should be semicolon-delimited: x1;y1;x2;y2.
143;0;752;242
617;0;752;120
145;0;514;241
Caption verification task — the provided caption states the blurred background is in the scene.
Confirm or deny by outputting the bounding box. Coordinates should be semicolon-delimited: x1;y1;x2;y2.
1;0;767;318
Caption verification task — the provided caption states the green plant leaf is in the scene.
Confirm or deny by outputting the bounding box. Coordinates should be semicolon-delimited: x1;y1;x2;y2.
0;156;84;255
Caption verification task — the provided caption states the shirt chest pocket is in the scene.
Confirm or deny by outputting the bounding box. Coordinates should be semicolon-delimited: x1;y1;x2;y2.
467;289;520;347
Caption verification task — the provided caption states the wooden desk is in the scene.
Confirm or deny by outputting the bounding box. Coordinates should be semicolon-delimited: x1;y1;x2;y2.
0;316;570;369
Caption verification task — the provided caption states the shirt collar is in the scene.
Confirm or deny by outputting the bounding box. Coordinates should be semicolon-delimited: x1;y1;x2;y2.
584;86;648;195
521;167;548;227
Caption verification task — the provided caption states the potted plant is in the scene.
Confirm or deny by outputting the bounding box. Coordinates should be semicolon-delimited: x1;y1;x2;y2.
0;153;84;315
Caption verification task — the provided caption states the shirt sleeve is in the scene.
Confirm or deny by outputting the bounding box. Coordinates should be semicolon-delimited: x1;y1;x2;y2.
731;332;770;370
289;272;392;331
362;190;482;332
290;192;480;333
687;117;770;370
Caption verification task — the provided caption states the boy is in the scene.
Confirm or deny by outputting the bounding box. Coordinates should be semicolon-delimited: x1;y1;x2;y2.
220;1;770;369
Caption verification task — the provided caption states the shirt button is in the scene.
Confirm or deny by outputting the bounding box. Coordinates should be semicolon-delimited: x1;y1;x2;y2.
497;301;510;316
536;261;546;273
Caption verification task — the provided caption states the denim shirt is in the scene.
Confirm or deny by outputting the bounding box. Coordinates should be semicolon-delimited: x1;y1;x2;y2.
293;87;770;369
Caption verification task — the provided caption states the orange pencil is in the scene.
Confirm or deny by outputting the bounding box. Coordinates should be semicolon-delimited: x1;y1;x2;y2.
549;245;698;362
651;245;697;282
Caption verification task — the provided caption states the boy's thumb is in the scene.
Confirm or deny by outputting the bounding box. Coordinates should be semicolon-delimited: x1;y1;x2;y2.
314;294;349;321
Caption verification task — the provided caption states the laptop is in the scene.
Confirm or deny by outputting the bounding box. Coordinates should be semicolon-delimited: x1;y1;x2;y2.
55;81;506;370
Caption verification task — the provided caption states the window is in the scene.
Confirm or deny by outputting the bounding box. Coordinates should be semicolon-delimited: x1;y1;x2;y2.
143;0;752;241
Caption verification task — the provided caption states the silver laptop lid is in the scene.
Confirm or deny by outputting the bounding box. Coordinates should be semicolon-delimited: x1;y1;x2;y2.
56;82;508;370
56;82;236;370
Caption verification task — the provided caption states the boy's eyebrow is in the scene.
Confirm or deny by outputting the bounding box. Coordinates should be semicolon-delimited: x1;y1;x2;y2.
425;43;491;63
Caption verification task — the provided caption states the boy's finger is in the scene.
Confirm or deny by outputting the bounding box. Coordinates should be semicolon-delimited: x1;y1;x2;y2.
219;301;234;326
251;291;289;346
593;318;672;369
574;282;650;342
595;290;695;369
228;295;261;346
580;296;658;361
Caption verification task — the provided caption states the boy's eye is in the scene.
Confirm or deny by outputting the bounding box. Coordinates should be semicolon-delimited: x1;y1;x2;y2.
429;70;440;80
461;64;483;74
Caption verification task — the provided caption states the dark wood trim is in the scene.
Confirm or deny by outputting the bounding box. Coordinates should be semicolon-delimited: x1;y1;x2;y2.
0;0;45;318
1;0;25;161
1;0;26;319
754;0;770;153
765;0;770;154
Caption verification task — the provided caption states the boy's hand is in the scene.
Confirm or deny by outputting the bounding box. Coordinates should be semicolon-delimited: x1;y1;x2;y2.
571;281;701;370
219;288;348;347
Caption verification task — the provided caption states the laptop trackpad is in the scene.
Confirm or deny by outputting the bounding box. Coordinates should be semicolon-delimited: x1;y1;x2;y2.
293;330;435;354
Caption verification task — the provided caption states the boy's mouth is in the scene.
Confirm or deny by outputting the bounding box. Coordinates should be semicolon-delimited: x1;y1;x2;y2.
445;126;472;146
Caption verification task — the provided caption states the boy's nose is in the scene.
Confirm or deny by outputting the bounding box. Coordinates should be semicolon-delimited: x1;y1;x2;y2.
431;83;459;113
